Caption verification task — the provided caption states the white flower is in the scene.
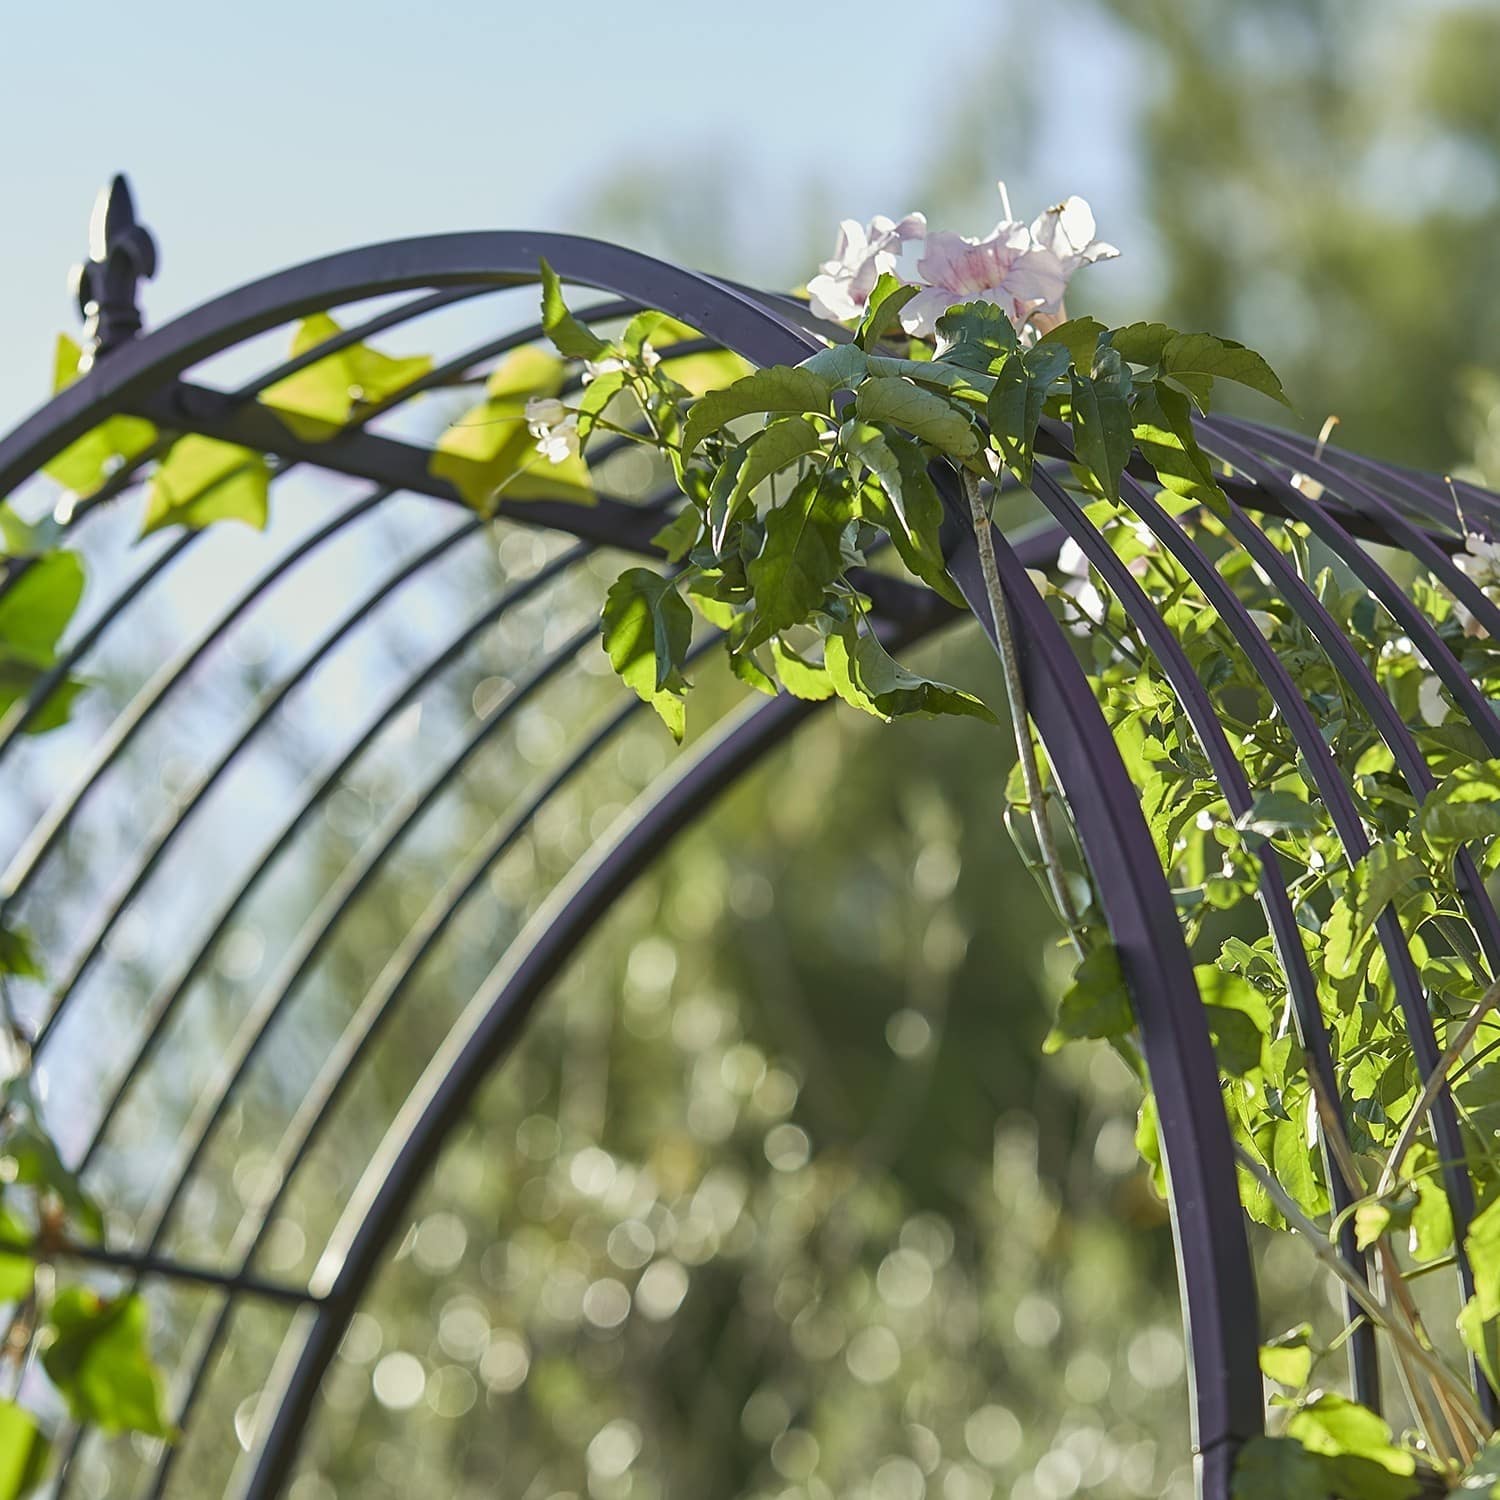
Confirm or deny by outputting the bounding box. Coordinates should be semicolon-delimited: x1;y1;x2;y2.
533;413;580;465
1023;195;1119;328
1418;674;1449;727
525;396;579;465
806;212;927;324
525;396;569;432
582;356;627;385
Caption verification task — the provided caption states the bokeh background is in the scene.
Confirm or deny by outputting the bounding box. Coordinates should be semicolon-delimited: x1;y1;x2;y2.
4;2;1500;1497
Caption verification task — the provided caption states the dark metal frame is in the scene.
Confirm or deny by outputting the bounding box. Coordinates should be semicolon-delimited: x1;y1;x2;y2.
4;177;1497;1499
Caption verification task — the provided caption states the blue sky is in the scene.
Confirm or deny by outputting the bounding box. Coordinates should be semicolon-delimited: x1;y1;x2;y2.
0;1;1143;431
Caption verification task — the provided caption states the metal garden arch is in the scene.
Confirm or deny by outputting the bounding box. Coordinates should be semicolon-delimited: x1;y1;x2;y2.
3;177;1497;1498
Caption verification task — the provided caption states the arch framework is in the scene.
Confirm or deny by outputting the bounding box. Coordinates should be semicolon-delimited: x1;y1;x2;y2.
1;178;1496;1500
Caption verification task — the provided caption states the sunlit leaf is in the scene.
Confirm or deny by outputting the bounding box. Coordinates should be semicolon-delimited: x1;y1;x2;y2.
140;436;269;536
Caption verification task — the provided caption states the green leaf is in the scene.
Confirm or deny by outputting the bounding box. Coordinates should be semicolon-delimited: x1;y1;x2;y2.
1259;1327;1314;1390
538;259;610;361
1235;790;1321;840
0;552;84;666
42;334;157;498
1132;380;1229;514
728;648;777;697
1273;1116;1328;1215
745;473;849;635
987;344;1069;484
845;426;963;607
681;367;833;454
932;300;1019;373
429;397;593;512
2;1121;103;1243
770;639;833;701
597;564;690;705
0;1203;34;1303
258;312;432;441
1459;1435;1500;1495
1109;321;1177;370
651;507;703;563
1347;842;1425;941
1038;316;1107;373
798;343;868;389
1230;1435;1332;1500
1284;1392;1416;1484
853;378;977;456
1422;760;1500;852
40;1289;174;1438
0;505;64;560
731;416;823;515
823;627;996;725
1044;943;1134;1052
140;436;270;536
1354;1192;1416;1252
1069;350;1133;502
855;273;921;350
0;924;41;982
1161;332;1291;408
0;1397;51;1499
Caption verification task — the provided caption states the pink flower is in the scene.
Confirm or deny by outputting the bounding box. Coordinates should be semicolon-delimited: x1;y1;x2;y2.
806;212;927;324
901;220;1060;337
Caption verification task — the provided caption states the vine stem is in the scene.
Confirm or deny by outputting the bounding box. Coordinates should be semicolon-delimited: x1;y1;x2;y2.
1377;976;1500;1200
961;467;1086;958
1235;1145;1488;1439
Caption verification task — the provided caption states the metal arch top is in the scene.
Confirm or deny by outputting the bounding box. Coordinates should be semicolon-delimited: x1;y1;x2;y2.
1;181;1401;1500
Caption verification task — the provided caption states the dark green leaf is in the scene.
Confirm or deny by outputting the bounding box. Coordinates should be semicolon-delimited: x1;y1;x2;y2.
932;300;1019;373
1161;332;1291;408
1037;315;1107;373
823;626;996;725
798;343;867;389
745;473;849;635
855;273;921;350
601;569;693;741
853;378;977;456
844;427;963;606
681;367;834;454
1044;943;1134;1052
1070;350;1133;503
1108;321;1176;370
1133;380;1229;514
1230;1436;1334;1500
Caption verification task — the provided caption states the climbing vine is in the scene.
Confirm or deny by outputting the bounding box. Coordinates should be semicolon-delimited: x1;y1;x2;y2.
5;181;1500;1495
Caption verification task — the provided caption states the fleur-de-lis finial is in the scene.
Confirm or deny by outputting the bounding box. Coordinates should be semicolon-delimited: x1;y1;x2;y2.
69;174;157;369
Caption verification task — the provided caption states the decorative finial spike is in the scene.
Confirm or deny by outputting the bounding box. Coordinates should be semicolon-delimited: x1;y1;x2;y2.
71;173;157;368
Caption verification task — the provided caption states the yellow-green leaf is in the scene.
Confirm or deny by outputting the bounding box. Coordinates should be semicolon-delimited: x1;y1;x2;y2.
140;436;269;536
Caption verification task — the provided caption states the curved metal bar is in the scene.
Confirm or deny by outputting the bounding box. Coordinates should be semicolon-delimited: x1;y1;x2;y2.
234;687;838;1500
69;535;602;1167
143;629;738;1497
0;529;198;754
0;489;390;910
939;483;1261;1497
240;286;491;392
34;508;483;1045
0;234;820;500
1111;468;1490;1407
124;615;602;1256
1210;416;1500;641
1026;466;1380;1403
